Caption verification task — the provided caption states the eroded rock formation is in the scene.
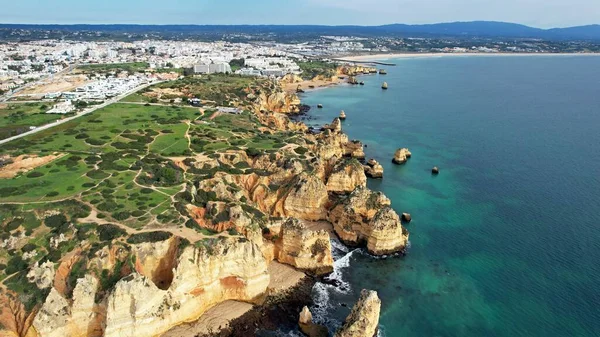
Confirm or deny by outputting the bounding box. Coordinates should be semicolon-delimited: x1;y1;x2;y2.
329;187;409;255
392;148;411;164
104;238;269;337
277;218;333;275
335;290;381;337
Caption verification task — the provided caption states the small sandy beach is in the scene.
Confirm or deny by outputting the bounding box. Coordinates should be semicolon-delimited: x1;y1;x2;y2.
161;261;306;336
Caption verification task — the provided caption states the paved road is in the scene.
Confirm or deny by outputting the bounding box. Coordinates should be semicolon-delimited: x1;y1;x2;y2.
0;81;163;146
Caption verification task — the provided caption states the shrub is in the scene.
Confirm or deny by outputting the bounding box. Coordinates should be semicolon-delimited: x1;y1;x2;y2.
98;224;127;241
26;171;44;178
126;231;172;244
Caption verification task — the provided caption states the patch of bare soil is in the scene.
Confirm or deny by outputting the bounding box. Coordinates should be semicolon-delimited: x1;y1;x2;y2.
0;153;64;179
21;75;90;95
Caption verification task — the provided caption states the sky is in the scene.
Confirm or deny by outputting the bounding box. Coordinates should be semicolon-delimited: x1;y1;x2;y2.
0;0;598;28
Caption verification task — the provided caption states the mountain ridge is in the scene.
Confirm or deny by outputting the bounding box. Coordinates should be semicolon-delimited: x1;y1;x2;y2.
1;21;600;40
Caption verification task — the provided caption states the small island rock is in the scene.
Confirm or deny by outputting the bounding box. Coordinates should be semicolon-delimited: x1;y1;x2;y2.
432;167;440;174
339;110;347;120
335;289;381;337
402;213;412;222
392;148;411;165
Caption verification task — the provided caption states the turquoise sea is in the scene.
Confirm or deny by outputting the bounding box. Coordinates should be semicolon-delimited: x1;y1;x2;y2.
299;55;600;336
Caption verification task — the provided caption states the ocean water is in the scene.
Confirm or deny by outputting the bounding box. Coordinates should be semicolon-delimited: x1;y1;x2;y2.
299;55;600;336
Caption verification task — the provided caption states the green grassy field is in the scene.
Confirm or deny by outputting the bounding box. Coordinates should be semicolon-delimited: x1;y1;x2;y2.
0;103;64;140
297;60;338;80
150;122;191;156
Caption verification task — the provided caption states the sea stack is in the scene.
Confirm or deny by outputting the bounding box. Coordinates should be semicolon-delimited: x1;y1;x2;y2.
299;306;328;337
334;290;381;337
317;104;323;109
379;69;387;75
365;159;384;179
296;84;305;93
381;82;388;90
339;110;347;120
325;117;342;133
402;213;412;223
432;167;440;175
392;148;412;164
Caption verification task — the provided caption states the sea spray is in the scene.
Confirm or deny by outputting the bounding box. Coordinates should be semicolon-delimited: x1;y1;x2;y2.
310;237;358;329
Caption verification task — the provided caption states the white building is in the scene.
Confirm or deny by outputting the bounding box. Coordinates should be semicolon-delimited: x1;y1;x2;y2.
193;62;232;74
47;100;75;114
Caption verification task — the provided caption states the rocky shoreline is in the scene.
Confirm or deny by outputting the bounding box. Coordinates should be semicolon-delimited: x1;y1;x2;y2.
197;276;316;337
4;66;404;337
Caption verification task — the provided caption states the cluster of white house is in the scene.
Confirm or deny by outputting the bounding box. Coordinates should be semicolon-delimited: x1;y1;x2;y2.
44;76;152;101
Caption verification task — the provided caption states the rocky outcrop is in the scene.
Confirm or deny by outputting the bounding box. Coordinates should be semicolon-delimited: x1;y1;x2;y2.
324;118;342;133
326;159;367;194
314;131;350;161
283;173;329;221
280;74;303;85
257;91;301;114
432;166;440;174
337;66;377;76
364;160;383;179
334;290;381;337
33;275;103;337
299;306;312;325
299;306;328;337
104;238;269;337
277;218;333;275
367;207;409;255
27;261;55;290
339;110;346;120
344;140;365;159
402;213;412;222
329;187;409;255
392;148;411;164
132;236;179;290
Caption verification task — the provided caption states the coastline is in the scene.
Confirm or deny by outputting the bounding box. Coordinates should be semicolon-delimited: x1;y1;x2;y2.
337;52;600;62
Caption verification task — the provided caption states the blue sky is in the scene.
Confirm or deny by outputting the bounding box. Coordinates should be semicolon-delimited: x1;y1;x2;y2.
1;0;598;28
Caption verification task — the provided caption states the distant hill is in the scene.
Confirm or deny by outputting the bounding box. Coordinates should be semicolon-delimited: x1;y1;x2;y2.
1;21;600;41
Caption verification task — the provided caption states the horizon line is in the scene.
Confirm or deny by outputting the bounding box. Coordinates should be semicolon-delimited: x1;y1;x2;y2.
0;21;599;30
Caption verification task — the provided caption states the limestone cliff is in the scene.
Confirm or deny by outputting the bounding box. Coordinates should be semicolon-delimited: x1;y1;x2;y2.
32;275;103;337
283;173;329;221
280;74;303;85
326;159;367;194
276;218;333;275
256;90;301;114
104;238;269;337
337;66;377;76
334;290;381;337
329;187;409;255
